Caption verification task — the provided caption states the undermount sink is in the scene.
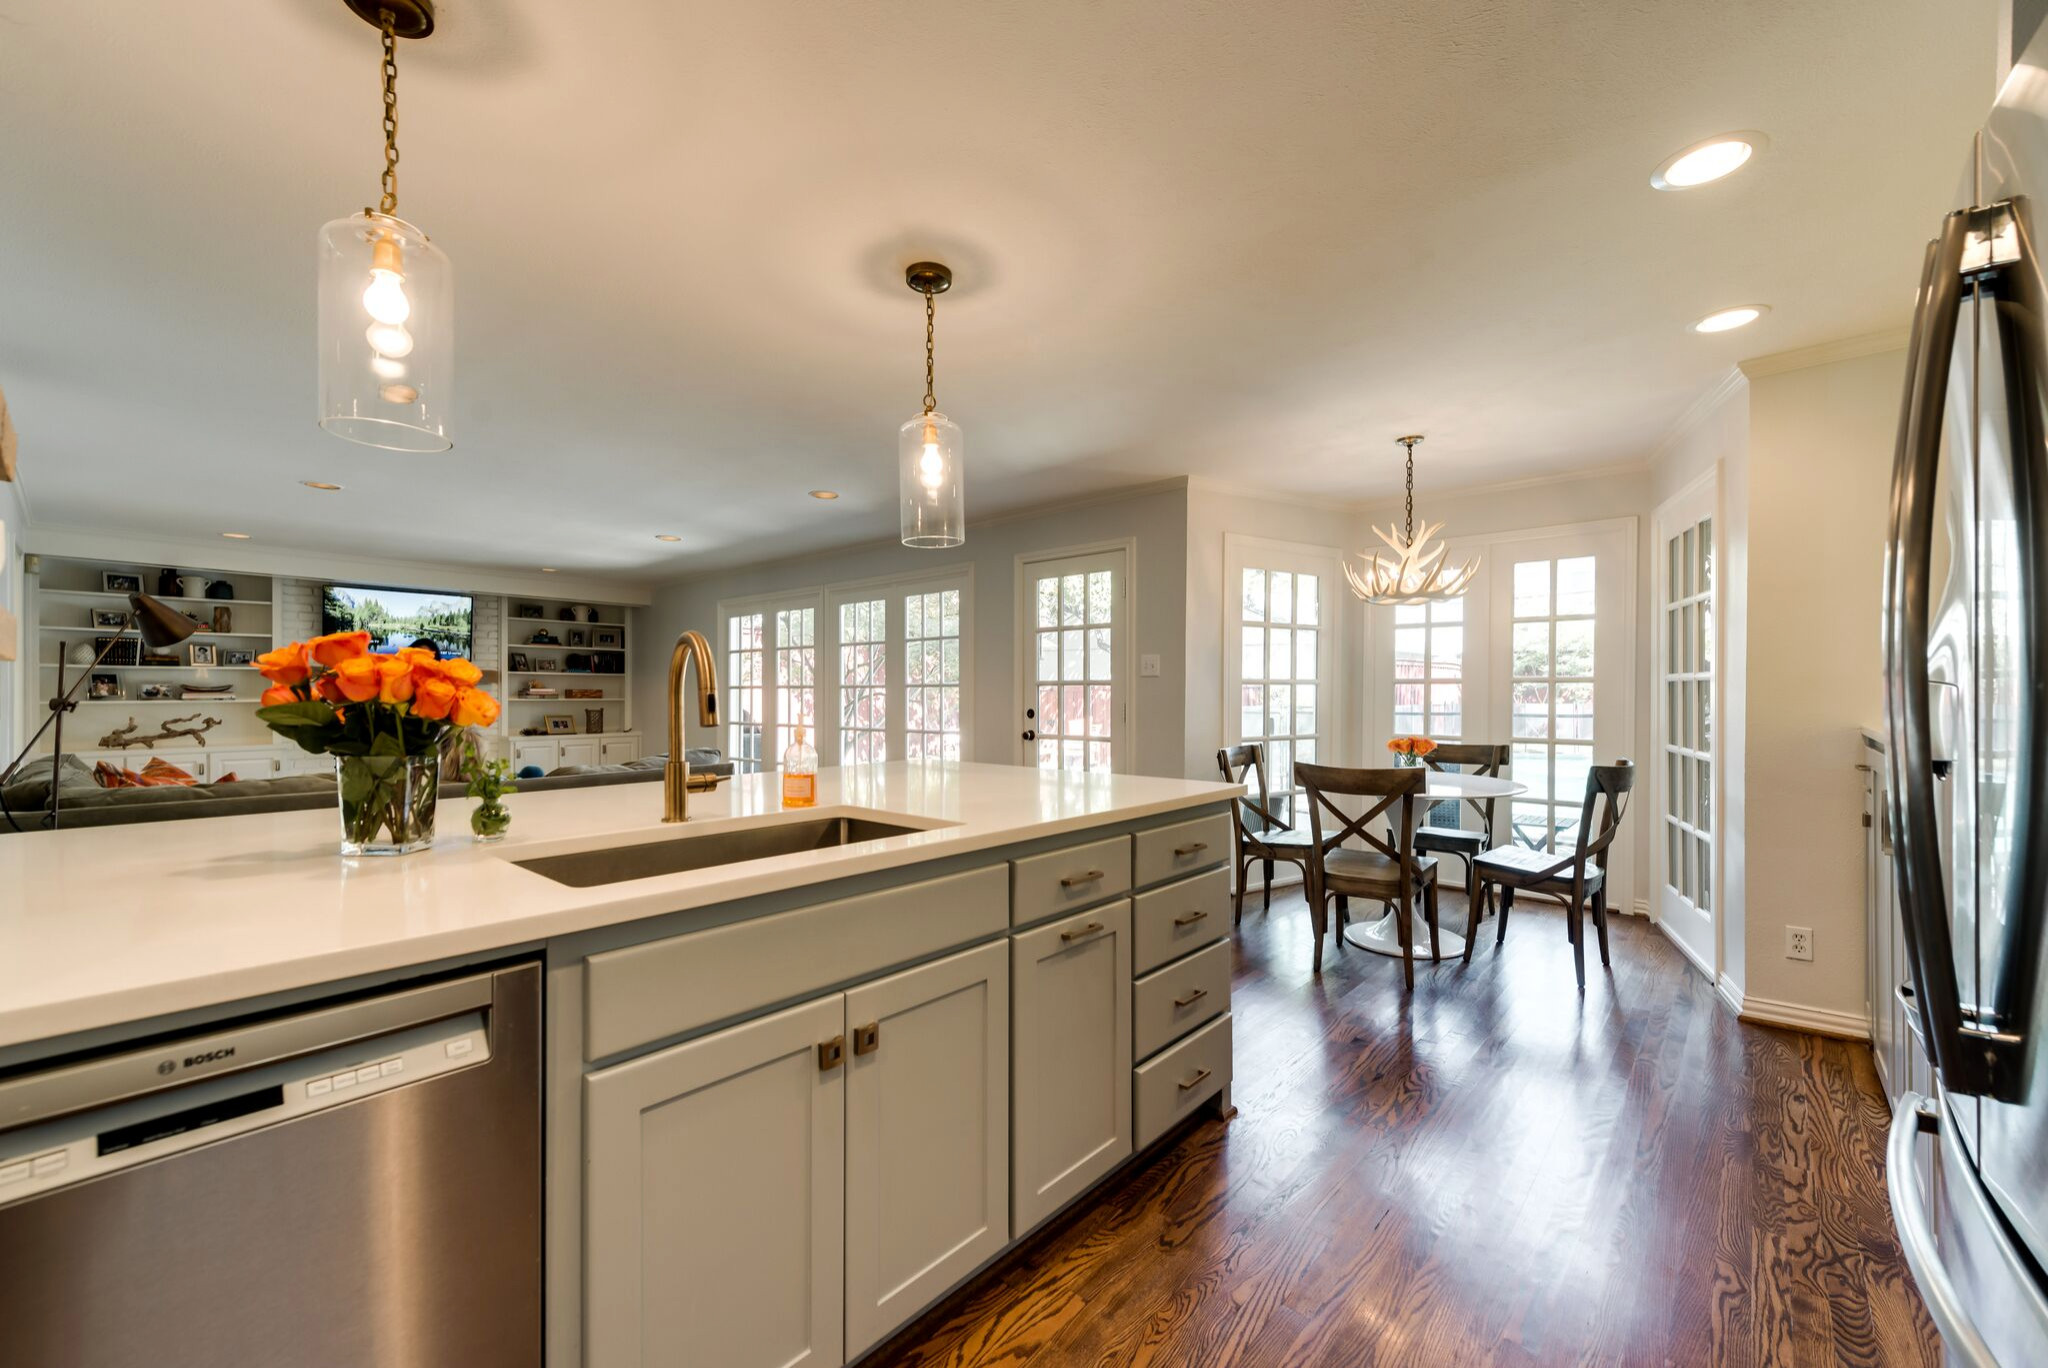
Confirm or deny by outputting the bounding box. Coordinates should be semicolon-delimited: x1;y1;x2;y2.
512;815;928;888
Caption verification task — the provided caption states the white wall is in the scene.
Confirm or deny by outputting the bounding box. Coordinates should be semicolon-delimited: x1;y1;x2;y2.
638;483;1191;778
1731;345;1905;1026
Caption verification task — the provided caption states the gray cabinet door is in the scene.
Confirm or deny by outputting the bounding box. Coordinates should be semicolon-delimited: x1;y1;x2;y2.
844;941;1010;1356
1011;901;1132;1233
584;994;846;1368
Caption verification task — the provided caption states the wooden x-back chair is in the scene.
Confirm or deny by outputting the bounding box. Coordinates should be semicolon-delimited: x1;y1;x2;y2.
1217;743;1341;924
1469;760;1635;990
1296;762;1439;987
1416;742;1512;913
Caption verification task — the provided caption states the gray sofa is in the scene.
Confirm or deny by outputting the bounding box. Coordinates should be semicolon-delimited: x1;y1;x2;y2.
0;750;733;832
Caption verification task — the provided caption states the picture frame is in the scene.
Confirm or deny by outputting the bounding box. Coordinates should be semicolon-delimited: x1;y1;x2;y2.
188;643;218;667
568;629;587;648
508;651;530;672
516;603;543;619
102;572;142;594
138;683;175;700
535;657;560;672
543;714;575;735
223;649;254;667
593;628;623;649
91;609;127;629
88;673;123;700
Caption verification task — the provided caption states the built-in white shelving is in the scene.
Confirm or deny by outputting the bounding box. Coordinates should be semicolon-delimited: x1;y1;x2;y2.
501;593;637;745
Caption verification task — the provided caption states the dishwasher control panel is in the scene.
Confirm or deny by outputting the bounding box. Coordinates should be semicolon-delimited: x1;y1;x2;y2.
0;1011;489;1209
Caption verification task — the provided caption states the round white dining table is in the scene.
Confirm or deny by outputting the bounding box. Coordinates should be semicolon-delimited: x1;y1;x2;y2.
1341;771;1527;961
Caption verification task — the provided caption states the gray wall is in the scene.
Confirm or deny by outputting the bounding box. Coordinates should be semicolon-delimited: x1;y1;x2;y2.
636;483;1190;778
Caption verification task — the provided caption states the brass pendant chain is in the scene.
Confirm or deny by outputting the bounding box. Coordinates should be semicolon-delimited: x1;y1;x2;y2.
922;288;937;415
377;14;400;215
1401;437;1417;543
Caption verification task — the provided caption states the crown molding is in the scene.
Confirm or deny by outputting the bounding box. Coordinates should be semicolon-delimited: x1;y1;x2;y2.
1650;366;1748;468
1194;459;1651;518
1737;327;1911;379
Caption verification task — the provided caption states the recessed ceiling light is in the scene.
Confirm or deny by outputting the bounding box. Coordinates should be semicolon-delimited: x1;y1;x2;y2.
220;531;252;539
540;567;558;573
301;480;343;491
809;490;840;500
1652;132;1767;190
655;534;682;542
1692;304;1769;333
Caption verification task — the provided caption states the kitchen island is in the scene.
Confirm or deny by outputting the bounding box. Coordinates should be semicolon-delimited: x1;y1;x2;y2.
0;761;1241;1368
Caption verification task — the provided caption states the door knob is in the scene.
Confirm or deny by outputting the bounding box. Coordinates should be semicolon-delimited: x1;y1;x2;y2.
1022;729;1036;741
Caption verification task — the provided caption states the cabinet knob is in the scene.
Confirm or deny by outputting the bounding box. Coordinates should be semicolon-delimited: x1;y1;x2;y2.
852;1022;880;1056
818;1036;845;1071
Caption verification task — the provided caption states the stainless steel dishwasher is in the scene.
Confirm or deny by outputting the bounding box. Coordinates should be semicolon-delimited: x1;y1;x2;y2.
0;960;541;1368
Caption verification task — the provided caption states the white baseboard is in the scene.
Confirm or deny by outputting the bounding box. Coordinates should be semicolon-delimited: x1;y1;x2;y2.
1631;898;1650;919
1716;973;1744;1017
1736;992;1870;1042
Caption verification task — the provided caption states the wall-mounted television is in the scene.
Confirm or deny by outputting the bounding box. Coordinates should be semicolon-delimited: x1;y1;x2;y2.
320;583;475;659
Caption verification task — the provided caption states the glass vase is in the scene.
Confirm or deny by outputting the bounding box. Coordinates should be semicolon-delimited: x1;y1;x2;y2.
471;800;511;844
337;754;440;856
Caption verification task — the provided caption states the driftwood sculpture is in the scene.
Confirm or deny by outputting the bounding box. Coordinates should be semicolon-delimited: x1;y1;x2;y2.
98;714;223;750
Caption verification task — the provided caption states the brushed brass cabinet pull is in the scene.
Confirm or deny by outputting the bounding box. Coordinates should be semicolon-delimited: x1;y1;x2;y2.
1173;909;1209;927
818;1036;845;1071
1174;842;1207;857
1060;869;1106;889
852;1022;880;1056
1172;987;1209;1008
1177;1067;1213;1092
1060;921;1105;943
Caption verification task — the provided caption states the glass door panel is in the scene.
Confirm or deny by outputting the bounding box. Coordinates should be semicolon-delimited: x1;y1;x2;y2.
1023;549;1124;772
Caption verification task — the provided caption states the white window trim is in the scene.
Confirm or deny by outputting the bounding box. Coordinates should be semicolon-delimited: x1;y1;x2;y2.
719;568;974;771
1649;469;1720;980
1221;532;1348;773
1013;538;1136;770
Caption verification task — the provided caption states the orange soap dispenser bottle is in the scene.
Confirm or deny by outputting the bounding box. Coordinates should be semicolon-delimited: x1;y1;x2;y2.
782;725;818;808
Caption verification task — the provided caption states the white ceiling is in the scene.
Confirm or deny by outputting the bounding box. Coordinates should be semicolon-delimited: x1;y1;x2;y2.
0;0;1996;579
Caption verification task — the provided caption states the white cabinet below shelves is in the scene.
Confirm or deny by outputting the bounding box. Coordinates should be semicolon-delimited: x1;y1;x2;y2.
510;735;640;774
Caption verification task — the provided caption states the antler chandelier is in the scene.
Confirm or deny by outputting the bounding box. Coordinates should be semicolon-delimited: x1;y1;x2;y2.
1343;435;1479;605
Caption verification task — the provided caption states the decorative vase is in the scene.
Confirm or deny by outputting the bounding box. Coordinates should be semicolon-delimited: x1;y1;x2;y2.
336;754;439;856
178;575;211;597
471;800;511;843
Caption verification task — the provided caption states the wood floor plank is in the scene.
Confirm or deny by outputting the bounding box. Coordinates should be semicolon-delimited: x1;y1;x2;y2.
861;890;1942;1368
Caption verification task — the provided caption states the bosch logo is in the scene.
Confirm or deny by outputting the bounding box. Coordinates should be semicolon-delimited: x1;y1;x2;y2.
156;1060;176;1076
181;1048;236;1069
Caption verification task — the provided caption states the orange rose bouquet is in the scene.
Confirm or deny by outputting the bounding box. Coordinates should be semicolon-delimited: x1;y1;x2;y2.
256;631;500;855
1386;735;1438;768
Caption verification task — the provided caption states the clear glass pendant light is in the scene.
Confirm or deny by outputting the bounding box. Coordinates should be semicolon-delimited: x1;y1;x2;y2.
317;3;453;452
900;262;964;548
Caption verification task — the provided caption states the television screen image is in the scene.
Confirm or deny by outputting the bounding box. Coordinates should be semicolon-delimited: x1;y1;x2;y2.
321;583;475;659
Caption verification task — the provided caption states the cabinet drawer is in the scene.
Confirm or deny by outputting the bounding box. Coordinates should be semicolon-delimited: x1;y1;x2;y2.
1133;937;1231;1061
1010;833;1132;927
584;864;1009;1059
1131;866;1230;976
1134;1011;1231;1149
1133;811;1231;888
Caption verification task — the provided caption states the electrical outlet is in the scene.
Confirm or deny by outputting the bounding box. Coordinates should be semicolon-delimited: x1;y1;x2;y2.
1139;653;1161;678
1786;926;1814;961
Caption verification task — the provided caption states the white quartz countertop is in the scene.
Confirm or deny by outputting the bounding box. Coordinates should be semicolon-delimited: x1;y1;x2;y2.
0;762;1239;1049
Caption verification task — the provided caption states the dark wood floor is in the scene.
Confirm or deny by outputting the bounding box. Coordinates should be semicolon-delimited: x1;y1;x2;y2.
865;888;1938;1368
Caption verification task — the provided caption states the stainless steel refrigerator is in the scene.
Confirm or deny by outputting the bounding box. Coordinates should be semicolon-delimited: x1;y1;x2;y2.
1885;17;2048;1364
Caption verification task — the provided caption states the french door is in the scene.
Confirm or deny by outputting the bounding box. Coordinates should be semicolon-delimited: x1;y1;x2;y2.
1653;480;1715;972
1485;525;1635;906
1019;547;1128;772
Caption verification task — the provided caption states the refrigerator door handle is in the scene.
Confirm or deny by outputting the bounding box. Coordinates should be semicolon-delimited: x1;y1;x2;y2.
1884;206;2025;1100
1890;1093;1999;1368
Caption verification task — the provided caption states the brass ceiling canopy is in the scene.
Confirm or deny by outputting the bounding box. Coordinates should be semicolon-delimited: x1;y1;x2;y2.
905;262;954;296
343;0;435;39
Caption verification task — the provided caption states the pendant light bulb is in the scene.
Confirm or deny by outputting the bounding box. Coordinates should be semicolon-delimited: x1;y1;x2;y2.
363;269;411;324
919;421;946;491
364;321;415;358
